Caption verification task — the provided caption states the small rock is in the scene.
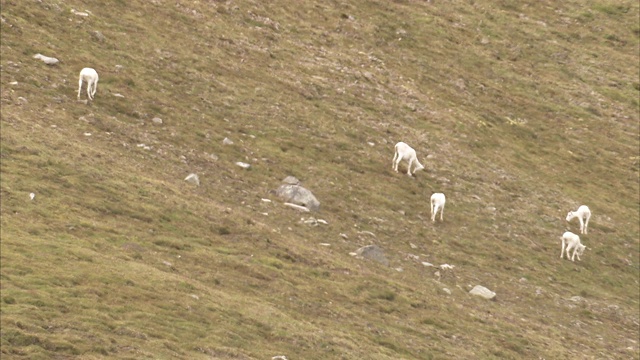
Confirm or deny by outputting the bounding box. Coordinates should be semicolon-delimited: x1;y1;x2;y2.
29;193;35;201
152;117;163;124
319;243;331;247
71;9;90;16
409;242;417;249
440;264;455;270
443;288;452;295
9;81;18;85
283;202;310;212
469;285;496;300
282;176;300;185
272;356;288;360
339;233;349;239
422;262;434;267
115;64;124;72
184;173;200;186
235;162;251;169
223;137;234;145
162;260;172;267
261;198;272;203
570;296;584;303
91;30;105;41
84;132;92;136
113;93;125;98
189;294;200;300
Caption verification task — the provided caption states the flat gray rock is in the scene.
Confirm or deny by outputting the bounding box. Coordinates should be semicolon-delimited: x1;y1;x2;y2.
275;184;319;211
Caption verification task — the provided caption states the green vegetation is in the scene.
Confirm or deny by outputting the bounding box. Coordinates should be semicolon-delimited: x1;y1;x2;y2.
1;0;639;359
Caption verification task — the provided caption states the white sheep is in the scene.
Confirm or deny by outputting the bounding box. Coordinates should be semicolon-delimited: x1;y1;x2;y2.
560;231;587;261
566;205;591;234
430;193;446;222
77;68;99;100
392;142;425;176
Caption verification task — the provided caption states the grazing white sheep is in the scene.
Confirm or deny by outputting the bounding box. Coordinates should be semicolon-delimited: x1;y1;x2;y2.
430;193;446;222
560;231;587;261
77;68;99;100
392;142;425;176
566;205;591;234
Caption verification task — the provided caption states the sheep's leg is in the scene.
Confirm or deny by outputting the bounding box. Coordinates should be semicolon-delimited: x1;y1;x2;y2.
91;79;98;98
571;247;577;262
440;204;444;221
584;216;589;234
561;239;566;259
393;153;400;172
579;218;585;234
78;78;83;99
406;158;413;176
430;203;435;222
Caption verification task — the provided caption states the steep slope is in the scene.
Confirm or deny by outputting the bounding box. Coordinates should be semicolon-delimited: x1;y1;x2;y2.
1;0;639;359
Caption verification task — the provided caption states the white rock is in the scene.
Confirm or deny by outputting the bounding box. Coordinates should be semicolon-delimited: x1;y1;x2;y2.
84;132;92;136
184;173;200;186
113;93;125;98
440;264;455;270
9;81;18;85
152;117;163;124
469;285;496;300
272;356;288;360
422;262;434;267
443;288;452;295
29;193;35;201
319;243;331;246
340;233;349;239
235;162;250;169
261;198;272;203
283;202;310;212
223;137;234;145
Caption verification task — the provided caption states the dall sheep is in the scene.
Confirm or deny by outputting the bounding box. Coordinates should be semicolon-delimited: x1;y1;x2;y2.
560;231;587;261
392;142;425;176
566;205;591;234
430;193;446;222
78;68;99;100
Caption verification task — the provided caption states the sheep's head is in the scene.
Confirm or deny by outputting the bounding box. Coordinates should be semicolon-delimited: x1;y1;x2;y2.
565;212;574;221
576;244;586;256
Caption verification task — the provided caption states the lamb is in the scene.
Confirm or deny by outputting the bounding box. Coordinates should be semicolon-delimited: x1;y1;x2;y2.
560;231;587;261
430;193;446;222
566;205;591;234
77;68;99;100
392;142;425;176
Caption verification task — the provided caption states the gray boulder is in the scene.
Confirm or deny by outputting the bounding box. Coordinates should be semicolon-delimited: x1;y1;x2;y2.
355;245;389;266
275;184;320;211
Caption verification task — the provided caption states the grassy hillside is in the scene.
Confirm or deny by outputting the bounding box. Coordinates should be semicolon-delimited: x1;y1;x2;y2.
1;0;639;359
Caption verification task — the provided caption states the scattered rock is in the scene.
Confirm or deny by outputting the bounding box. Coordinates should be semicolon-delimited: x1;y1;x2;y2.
261;198;272;203
440;264;455;270
115;64;124;72
33;53;59;65
272;356;288;360
354;245;389;266
223;137;234;145
71;9;90;16
189;294;200;300
570;296;584;303
469;285;496;300
113;93;125;98
339;233;349;239
91;30;105;42
443;288;452;295
422;262;434;267
282;176;300;185
29;193;35;201
152;117;163;124
235;161;251;169
283;202;310;212
184;173;200;186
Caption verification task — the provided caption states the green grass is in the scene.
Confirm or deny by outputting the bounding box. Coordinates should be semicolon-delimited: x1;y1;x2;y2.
1;0;639;359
